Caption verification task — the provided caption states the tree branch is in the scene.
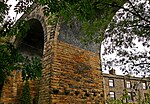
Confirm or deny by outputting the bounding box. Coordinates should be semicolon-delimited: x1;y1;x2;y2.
134;63;150;66
128;24;150;28
101;1;150;23
127;0;150;23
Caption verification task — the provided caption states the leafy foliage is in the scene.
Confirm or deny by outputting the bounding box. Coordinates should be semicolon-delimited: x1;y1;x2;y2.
21;56;42;81
106;89;150;104
106;89;129;104
0;39;42;95
102;0;150;76
13;0;126;42
20;81;32;104
0;1;42;95
0;36;42;80
1;1;126;53
0;42;21;85
0;1;9;23
142;90;150;104
0;40;22;96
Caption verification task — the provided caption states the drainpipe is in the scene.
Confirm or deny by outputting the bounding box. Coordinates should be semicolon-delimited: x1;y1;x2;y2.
102;75;106;104
123;76;128;103
99;40;105;104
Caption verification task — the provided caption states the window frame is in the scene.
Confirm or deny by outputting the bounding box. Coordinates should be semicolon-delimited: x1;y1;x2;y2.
108;79;114;87
126;81;131;88
127;92;134;102
109;91;115;100
142;82;147;90
144;93;148;99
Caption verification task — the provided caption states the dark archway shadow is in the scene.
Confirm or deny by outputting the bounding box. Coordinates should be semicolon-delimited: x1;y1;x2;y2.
15;19;44;103
17;19;44;57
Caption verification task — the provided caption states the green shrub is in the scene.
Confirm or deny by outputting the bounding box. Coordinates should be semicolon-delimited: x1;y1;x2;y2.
20;81;32;104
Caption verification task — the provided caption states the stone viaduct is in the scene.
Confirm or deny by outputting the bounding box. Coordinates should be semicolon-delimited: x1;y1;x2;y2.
0;4;103;104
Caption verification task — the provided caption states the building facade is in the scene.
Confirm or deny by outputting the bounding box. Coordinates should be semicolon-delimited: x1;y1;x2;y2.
103;69;150;103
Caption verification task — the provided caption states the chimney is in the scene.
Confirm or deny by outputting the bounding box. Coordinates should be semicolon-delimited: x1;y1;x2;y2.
109;68;116;75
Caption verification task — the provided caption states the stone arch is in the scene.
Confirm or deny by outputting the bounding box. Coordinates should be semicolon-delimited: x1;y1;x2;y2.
17;18;45;57
26;13;48;42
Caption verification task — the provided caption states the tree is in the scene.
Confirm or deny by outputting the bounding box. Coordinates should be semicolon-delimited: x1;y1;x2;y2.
20;81;32;104
102;0;150;76
0;0;42;96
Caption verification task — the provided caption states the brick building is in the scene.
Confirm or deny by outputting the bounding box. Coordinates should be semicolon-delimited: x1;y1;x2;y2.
103;69;150;103
0;4;103;104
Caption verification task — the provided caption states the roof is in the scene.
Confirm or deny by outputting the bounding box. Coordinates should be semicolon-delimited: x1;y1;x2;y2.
102;73;149;81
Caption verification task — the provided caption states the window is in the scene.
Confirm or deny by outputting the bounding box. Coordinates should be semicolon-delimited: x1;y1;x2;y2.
133;83;137;89
109;79;114;87
142;82;146;89
128;92;133;102
109;92;115;100
126;81;131;88
144;93;148;99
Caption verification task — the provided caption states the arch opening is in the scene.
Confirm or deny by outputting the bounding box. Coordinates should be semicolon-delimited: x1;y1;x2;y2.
17;19;44;57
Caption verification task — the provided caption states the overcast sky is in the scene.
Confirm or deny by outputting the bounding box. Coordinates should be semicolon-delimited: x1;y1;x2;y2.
7;0;22;20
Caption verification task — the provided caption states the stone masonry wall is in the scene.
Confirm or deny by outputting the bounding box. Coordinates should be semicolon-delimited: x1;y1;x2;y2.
38;39;54;103
49;41;103;104
0;71;39;104
103;74;149;102
38;39;103;104
103;76;125;100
